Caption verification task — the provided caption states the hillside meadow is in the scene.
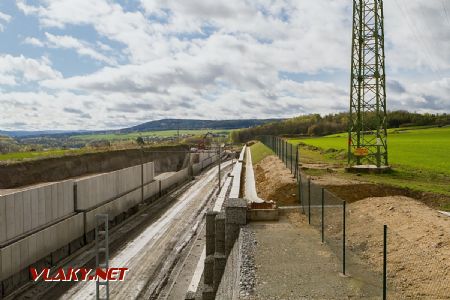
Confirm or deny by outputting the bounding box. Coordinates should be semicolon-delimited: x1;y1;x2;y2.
290;127;450;175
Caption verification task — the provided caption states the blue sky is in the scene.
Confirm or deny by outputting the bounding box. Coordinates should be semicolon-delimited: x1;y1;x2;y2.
0;0;449;130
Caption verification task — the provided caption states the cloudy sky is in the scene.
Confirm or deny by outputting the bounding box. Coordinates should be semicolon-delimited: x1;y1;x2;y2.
0;0;449;130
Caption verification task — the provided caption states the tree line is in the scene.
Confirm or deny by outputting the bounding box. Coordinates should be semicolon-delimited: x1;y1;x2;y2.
231;111;450;143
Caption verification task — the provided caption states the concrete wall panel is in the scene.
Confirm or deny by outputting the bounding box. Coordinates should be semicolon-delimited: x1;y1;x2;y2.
37;187;45;227
0;195;6;243
143;162;155;184
143;180;159;199
0;213;84;281
44;185;52;224
30;188;38;231
1;244;12;281
5;194;15;240
51;184;58;224
14;192;24;238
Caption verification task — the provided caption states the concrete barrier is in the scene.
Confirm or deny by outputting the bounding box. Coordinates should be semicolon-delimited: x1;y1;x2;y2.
75;165;141;211
143;162;155;185
0;180;74;245
84;189;141;233
0;213;84;282
229;163;242;199
160;168;189;192
192;163;202;175
143;180;159;200
215;231;242;300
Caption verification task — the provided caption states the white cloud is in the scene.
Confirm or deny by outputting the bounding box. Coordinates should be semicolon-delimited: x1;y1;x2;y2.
44;32;117;65
0;11;12;32
23;37;45;47
5;0;450;130
0;54;62;85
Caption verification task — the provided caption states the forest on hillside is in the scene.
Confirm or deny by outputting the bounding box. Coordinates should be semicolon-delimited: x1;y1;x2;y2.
231;111;450;142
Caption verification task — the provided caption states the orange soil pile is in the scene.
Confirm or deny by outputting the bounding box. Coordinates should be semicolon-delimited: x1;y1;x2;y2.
340;196;450;298
253;155;298;206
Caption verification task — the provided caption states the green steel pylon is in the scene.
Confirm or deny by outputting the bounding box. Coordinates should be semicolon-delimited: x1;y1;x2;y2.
348;0;388;167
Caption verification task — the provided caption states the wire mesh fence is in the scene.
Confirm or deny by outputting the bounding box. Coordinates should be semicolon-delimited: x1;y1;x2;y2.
259;135;450;299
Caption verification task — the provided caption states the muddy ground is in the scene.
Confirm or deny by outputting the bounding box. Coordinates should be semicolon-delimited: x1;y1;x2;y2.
255;154;450;299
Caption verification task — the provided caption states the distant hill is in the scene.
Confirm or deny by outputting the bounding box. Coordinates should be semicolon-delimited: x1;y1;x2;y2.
0;118;282;138
120;118;282;133
0;130;89;138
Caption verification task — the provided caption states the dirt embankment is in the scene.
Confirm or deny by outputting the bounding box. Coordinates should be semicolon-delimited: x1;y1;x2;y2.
258;155;450;298
0;145;188;188
343;196;450;299
253;155;298;206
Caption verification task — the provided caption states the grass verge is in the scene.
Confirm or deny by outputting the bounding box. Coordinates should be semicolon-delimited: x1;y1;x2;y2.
250;142;275;165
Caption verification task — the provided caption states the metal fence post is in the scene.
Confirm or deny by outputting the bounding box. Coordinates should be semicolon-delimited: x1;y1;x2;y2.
321;188;325;243
342;200;346;275
95;214;109;300
285;141;288;168
290;143;293;173
295;144;299;179
308;179;311;225
383;225;387;300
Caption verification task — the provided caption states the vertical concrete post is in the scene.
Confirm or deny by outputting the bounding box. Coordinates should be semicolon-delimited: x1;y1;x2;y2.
213;213;226;292
204;210;218;300
225;198;247;255
205;211;217;256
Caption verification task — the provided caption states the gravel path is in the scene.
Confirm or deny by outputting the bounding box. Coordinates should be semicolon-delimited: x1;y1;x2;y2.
239;227;257;298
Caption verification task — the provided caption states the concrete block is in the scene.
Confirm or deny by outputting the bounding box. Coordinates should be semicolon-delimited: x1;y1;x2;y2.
22;190;32;233
206;211;217;256
28;233;37;266
35;230;45;265
215;213;225;255
37;188;45;227
1;245;12;281
213;253;226;292
44;185;52;224
14;192;24;237
19;238;29;270
30;189;39;229
204;255;214;285
0;195;6;243
202;284;215;300
51;184;58;222
5;194;15;240
10;243;20;281
225;198;247;225
68;181;75;214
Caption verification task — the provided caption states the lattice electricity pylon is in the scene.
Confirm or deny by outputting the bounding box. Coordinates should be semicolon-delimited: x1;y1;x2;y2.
348;0;388;167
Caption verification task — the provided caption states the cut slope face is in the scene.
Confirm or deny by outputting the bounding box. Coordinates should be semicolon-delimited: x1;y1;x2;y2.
253;155;297;206
338;196;450;298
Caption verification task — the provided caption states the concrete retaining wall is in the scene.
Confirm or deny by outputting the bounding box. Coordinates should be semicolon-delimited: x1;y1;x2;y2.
160;168;189;191
0;180;74;245
75;165;141;211
229;146;246;199
85;189;141;233
0;213;84;281
0;151;197;298
216;231;242;300
143;162;155;185
143;180;159;200
0;145;187;189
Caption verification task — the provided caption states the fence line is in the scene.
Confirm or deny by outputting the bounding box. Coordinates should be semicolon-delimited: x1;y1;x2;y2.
259;135;449;299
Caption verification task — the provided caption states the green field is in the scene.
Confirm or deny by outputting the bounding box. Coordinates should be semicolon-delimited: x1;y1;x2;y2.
290;127;450;175
72;129;230;141
289;127;450;197
250;141;274;164
0;148;88;162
